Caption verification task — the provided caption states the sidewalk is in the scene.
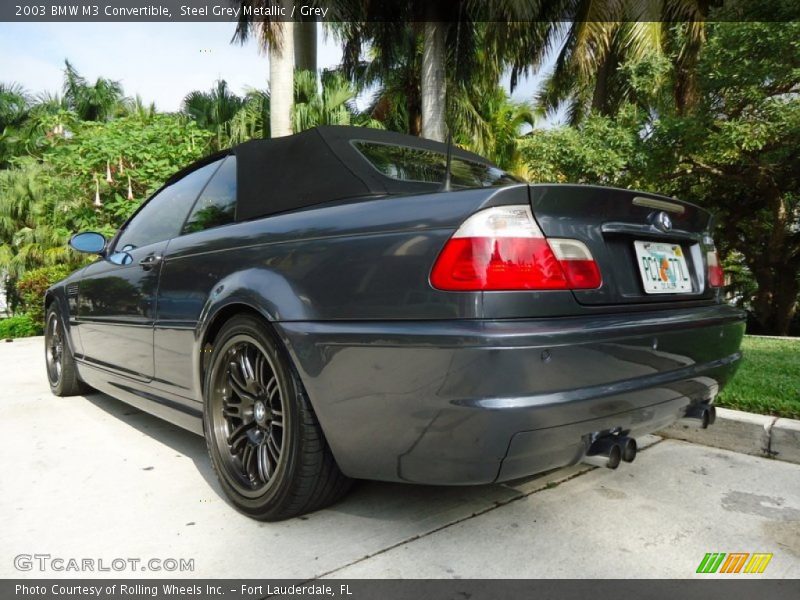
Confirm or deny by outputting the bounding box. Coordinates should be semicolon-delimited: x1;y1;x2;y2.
1;337;798;578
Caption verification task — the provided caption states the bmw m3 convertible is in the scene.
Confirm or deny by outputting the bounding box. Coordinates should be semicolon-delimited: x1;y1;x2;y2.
45;126;744;520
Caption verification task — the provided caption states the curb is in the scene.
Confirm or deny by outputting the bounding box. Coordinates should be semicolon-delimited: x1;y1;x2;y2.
658;407;800;465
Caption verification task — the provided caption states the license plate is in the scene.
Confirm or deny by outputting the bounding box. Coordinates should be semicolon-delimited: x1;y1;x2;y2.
634;241;692;294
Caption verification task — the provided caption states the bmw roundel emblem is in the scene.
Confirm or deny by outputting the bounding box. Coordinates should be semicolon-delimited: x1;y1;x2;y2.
655;211;672;231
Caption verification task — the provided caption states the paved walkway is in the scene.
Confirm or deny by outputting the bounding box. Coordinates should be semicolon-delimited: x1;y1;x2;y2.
1;336;798;578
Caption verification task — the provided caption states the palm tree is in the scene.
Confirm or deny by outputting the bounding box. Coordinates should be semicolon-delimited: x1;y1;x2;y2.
30;91;68;115
522;1;709;123
0;161;76;278
332;2;538;142
451;82;536;172
182;80;246;148
294;18;317;73
3;91;73;164
293;70;349;131
183;81;275;146
0;83;30;132
227;89;271;143
62;60;127;122
334;22;423;135
267;12;295;138
184;70;381;142
123;95;157;122
331;5;461;142
292;70;382;132
0;83;32;167
0;85;70;167
421;21;446;141
233;0;324;138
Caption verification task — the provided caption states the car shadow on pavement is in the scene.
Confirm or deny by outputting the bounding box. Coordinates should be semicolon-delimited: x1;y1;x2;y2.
82;391;222;494
79;390;532;524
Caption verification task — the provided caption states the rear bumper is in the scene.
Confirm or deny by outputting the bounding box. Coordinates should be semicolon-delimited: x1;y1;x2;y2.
277;304;745;485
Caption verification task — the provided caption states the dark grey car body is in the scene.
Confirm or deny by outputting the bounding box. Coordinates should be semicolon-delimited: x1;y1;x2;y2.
46;126;745;485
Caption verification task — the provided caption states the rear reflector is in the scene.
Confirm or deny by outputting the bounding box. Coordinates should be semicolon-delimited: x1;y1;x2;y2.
707;248;724;288
430;205;602;291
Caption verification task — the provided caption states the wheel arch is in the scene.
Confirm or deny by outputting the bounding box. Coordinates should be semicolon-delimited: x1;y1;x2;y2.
193;267;316;388
44;289;56;311
197;301;274;384
193;300;343;458
43;288;79;356
192;271;340;460
197;300;352;517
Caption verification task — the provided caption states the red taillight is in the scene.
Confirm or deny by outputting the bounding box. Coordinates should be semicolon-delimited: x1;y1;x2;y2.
547;238;603;289
431;236;569;290
707;248;724;288
430;206;602;291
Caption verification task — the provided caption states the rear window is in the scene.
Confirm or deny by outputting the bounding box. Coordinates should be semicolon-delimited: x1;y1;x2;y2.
354;141;522;188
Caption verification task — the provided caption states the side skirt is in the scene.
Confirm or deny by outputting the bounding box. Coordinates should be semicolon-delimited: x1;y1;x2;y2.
75;360;204;436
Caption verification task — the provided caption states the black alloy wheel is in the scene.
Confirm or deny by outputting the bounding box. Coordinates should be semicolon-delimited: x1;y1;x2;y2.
203;314;351;520
45;311;64;386
44;305;89;396
208;336;286;497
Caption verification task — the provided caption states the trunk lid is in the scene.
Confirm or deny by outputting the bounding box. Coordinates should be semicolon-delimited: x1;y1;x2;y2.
529;184;716;306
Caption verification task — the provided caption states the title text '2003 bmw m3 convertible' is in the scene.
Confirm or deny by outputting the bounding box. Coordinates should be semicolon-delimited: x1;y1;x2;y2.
45;126;744;520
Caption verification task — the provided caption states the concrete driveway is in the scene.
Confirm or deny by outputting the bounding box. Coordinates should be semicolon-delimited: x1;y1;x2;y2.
1;336;798;579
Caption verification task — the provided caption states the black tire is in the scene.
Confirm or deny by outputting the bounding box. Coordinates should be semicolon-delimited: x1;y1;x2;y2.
45;305;90;396
203;314;351;520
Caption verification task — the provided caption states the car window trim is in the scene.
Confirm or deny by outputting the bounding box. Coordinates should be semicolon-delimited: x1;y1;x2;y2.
349;139;517;187
178;156;229;236
111;155;227;254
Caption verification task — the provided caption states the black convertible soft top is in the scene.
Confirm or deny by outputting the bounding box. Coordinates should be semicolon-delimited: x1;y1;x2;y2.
229;126;493;222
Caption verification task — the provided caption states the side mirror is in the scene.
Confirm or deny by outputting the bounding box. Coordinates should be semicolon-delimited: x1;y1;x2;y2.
69;232;106;254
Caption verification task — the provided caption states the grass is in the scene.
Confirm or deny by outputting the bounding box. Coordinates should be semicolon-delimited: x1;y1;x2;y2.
716;336;800;419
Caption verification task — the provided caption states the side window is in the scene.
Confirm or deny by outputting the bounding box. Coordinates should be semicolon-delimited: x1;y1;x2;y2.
115;159;222;251
182;156;237;234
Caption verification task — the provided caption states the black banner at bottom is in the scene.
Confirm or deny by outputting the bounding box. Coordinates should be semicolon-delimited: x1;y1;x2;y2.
3;579;800;600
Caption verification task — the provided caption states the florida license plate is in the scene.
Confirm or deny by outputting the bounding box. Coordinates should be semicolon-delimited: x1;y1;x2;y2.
634;241;692;294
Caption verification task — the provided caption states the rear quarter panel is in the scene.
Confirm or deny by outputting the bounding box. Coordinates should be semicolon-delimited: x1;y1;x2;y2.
153;185;537;400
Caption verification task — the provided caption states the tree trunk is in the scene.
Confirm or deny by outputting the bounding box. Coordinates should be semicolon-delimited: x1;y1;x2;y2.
407;75;422;136
421;21;446;142
674;21;705;116
405;27;421;137
293;20;317;74
674;66;698;116
752;267;799;336
773;274;800;335
269;17;294;138
409;108;422;137
748;185;799;335
591;52;617;116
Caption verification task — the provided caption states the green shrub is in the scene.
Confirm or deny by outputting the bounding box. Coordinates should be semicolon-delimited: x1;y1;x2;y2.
0;313;40;338
16;265;73;328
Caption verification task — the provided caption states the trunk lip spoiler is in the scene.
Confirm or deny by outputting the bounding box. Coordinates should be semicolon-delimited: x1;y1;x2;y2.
528;183;709;215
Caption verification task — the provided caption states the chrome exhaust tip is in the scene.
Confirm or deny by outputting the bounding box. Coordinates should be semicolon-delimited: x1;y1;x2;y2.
583;437;622;470
678;404;716;429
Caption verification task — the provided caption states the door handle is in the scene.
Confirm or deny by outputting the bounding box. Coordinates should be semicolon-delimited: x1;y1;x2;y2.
139;254;162;270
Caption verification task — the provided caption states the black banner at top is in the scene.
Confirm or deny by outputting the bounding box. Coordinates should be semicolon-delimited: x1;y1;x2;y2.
1;0;799;23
